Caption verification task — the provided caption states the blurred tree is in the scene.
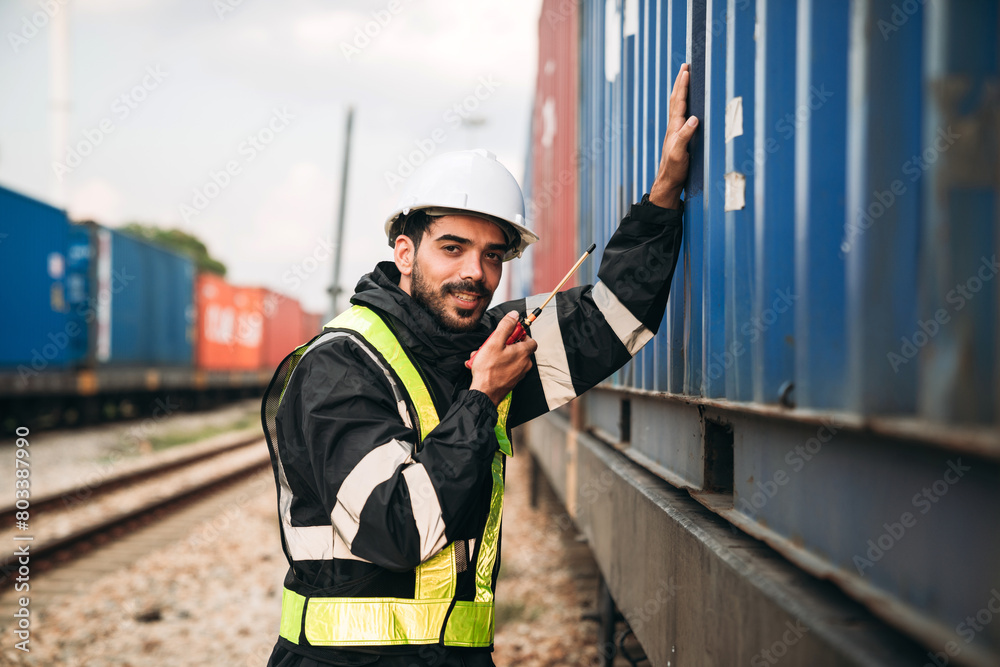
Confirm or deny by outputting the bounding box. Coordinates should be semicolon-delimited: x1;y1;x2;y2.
120;223;227;276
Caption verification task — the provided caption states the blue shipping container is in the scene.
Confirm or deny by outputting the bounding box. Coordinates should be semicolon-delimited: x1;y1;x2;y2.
92;225;195;366
519;0;1000;663
0;185;89;372
572;0;997;426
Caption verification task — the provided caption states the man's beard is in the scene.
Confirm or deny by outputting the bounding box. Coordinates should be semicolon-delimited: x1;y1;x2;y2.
410;260;493;333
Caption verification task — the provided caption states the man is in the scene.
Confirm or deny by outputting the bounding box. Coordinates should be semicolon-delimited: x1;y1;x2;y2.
263;64;696;667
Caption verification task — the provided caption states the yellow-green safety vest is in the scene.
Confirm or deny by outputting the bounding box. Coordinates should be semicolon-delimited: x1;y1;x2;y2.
277;305;512;648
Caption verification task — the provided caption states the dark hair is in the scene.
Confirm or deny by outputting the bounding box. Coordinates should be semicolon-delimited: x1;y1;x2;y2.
394;210;435;253
393;210;516;256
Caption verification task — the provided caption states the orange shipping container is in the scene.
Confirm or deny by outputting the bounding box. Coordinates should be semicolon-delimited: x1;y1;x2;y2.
530;0;580;294
195;273;265;370
259;289;305;370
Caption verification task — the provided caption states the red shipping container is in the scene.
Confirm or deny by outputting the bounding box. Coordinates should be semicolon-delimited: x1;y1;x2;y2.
530;0;580;294
259;289;305;370
195;273;265;370
301;310;324;340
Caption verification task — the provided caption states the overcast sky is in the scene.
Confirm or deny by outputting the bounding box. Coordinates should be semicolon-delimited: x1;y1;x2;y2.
0;0;542;316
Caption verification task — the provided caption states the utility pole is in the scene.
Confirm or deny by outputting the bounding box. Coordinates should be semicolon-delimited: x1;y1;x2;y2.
51;0;70;206
328;106;354;317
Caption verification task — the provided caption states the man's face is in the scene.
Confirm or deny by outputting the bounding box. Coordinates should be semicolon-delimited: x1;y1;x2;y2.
401;215;507;333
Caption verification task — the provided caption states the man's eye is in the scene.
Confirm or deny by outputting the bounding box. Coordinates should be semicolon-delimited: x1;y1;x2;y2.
443;245;460;253
486;252;502;262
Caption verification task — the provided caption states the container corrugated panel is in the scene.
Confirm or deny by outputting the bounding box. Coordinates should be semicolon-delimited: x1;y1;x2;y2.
529;0;581;294
0;185;88;370
94;225;194;366
260;289;304;371
571;0;998;425
194;274;264;371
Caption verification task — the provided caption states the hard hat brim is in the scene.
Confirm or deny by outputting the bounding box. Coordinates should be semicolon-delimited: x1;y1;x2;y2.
386;206;539;262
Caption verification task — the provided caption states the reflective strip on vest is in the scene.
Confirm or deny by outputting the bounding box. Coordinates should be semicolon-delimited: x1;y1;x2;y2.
279;305;511;648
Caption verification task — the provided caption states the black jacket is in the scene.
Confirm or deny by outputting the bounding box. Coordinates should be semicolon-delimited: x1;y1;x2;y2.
268;196;683;665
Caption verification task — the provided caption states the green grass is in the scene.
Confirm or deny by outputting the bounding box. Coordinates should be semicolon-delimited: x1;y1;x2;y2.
148;415;257;451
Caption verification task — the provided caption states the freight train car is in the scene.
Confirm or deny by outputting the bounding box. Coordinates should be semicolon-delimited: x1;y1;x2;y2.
89;222;196;367
0;184;316;430
517;1;999;665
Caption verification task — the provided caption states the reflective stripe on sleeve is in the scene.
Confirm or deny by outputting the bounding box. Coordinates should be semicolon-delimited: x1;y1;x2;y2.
526;292;576;410
592;281;654;355
331;439;413;551
402;463;448;562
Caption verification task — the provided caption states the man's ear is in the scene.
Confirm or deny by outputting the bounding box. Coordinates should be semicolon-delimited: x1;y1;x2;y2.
394;235;416;292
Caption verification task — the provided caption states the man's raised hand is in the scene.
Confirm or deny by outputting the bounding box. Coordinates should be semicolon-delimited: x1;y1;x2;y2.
649;63;699;209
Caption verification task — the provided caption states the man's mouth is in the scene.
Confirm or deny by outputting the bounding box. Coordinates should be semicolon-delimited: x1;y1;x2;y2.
450;291;482;306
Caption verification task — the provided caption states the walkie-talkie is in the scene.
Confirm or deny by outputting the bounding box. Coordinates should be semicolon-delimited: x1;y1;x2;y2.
466;243;597;369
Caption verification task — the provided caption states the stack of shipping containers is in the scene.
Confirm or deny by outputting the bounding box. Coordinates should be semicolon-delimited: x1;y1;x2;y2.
1;183;323;425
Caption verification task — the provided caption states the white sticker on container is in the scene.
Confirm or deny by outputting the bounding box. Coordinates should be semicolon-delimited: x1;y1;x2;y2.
725;97;743;143
541;97;557;148
623;0;639;37
47;252;65;279
96;228;112;362
604;0;621;82
724;172;746;211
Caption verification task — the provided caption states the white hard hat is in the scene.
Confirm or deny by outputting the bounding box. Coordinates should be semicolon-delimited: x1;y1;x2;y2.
384;149;539;261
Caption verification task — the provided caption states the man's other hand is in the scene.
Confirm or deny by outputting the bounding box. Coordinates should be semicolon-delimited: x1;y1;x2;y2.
649;63;699;209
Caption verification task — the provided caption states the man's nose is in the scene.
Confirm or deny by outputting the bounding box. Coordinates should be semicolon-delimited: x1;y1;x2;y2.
459;254;485;282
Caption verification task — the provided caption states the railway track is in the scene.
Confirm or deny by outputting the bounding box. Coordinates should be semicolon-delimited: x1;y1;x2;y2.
0;428;270;590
